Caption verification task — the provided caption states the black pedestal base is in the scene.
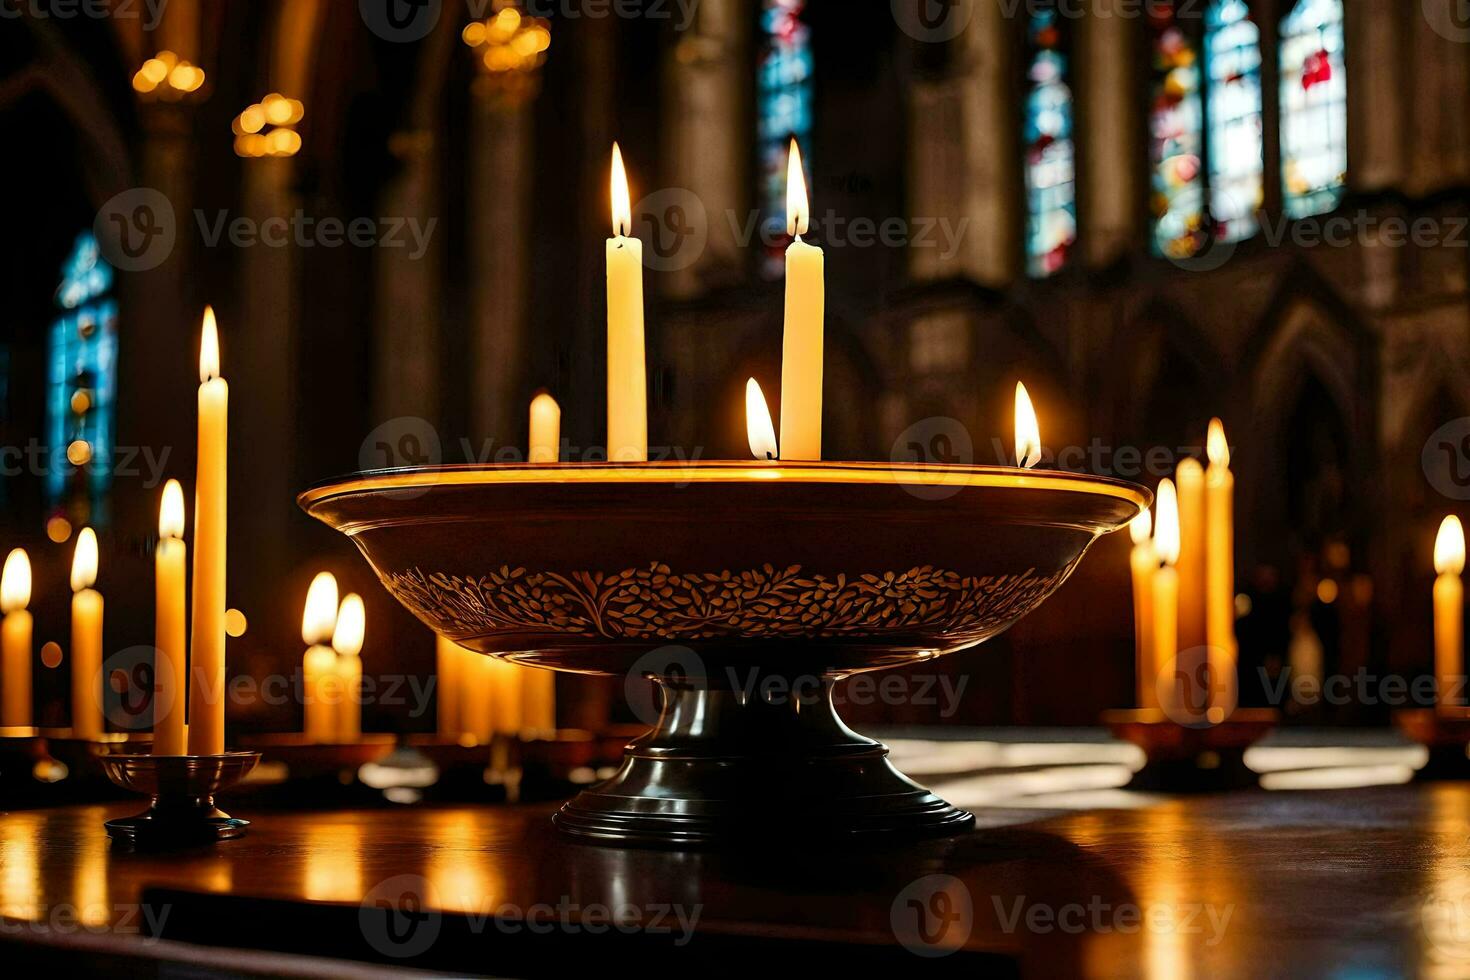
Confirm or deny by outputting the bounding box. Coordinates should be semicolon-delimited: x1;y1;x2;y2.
105;803;250;846
554;676;975;847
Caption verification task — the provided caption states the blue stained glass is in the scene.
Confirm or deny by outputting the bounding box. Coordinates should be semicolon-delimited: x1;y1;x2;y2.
1205;0;1264;241
1024;6;1076;278
1150;2;1206;257
759;0;813;278
1280;0;1347;219
48;232;118;525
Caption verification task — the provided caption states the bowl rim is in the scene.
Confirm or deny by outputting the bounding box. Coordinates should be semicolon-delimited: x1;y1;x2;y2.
299;460;1151;511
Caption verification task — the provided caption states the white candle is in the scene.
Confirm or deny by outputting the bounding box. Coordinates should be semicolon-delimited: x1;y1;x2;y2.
1;549;31;729
154;481;188;755
188;306;228;756
1175;457;1207;694
779;140;824;461
436;635;463;740
1435;515;1465;711
301;571;339;742
529;391;561;464
332;593;365;741
1128;510;1156;710
606;143;647;462
70;527;103;739
1152;481;1181;720
1205;419;1236;712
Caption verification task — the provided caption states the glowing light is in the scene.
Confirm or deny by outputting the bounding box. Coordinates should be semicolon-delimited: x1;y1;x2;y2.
786;140;810;237
1;550;31;613
159;479;185;539
200;306;220;383
332;594;366;658
262;93;292;126
1014;382;1042;469
133;51;205;99
40;642;61;669
45;516;71;543
745;379;778;461
1129;507;1153;546
70;527;97;592
69;390;91;415
1316;579;1339;604
1436;516;1466;576
65;440;92;466
224;608;248;638
302;572;339;646
1207;417;1229;468
610;143;632;238
1154;479;1180;567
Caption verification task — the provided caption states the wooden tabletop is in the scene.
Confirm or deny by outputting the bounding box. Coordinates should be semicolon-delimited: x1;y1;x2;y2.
2;785;1469;977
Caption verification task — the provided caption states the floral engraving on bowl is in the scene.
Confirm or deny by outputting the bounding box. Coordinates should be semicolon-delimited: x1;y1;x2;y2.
384;563;1072;644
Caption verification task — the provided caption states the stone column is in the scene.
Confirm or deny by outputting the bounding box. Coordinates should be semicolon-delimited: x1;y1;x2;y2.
1409;0;1470;195
1347;0;1405;192
1078;0;1143;267
956;2;1020;286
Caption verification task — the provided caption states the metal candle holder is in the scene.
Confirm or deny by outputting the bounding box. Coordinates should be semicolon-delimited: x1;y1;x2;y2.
302;461;1147;847
100;752;260;846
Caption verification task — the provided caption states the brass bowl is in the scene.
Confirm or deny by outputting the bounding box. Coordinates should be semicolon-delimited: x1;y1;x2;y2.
100;751;260;846
302;462;1147;846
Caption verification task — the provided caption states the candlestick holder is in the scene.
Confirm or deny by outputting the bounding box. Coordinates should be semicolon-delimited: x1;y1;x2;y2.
100;752;260;846
1103;707;1278;792
1393;708;1470;779
302;461;1146;846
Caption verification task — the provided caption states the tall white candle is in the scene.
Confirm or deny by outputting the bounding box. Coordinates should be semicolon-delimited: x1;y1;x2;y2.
606;143;647;463
188;306;228;756
1128;510;1156;710
70;527;103;739
1205;419;1236;712
779;140;824;461
332;593;365;741
301;572;339;742
1;549;31;729
1435;516;1465;711
1152;481;1181;720
154;481;188;755
529;391;561;464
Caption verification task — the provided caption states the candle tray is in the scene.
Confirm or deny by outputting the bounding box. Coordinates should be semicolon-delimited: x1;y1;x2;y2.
303;462;1146;847
1104;707;1278;792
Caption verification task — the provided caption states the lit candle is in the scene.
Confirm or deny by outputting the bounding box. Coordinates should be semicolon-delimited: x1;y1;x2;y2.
1152;481;1181;720
1014;382;1042;468
1175;457;1207;691
462;651;493;744
1128;509;1156;710
301;572;339;742
153;480;188;755
778;140;824;461
1;549;32;728
606;143;647;462
436;635;463;740
745;378;778;461
1435;515;1465;711
332;593;365;741
521;666;556;736
489;659;523;736
188;306;228;756
70;527;103;740
1205;419;1236;710
529;391;561;464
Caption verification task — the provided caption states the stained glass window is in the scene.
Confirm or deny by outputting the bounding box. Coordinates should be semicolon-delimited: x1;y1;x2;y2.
48;232;118;527
1280;0;1346;219
1149;3;1206;258
758;0;813;279
1023;4;1076;278
1205;0;1264;242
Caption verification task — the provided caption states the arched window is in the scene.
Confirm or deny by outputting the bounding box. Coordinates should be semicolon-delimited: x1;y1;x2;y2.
1279;0;1346;219
49;232;118;527
1023;3;1076;278
1204;0;1264;242
1149;3;1205;258
758;0;813;278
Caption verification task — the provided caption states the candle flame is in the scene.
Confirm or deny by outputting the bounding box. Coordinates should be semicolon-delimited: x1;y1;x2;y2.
1014;382;1042;469
332;593;365;658
1436;515;1465;576
302;571;339;645
200;306;220;383
1;549;31;613
745;378;779;461
786;139;810;238
71;527;98;592
159;479;185;539
610;142;632;238
1207;417;1229;468
1129;507;1153;546
1154;480;1180;567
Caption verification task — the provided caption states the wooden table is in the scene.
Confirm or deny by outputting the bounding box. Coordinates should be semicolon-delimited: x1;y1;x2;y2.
2;785;1469;977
